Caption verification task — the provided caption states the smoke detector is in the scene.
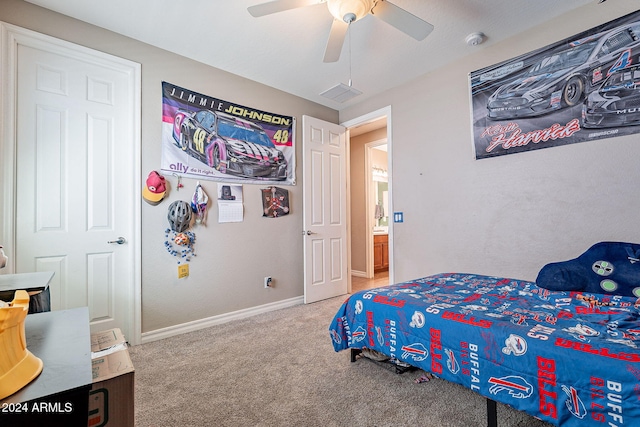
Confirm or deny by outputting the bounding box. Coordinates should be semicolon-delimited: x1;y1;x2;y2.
465;32;485;46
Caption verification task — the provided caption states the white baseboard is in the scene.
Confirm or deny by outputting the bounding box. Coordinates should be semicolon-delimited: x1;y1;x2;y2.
140;296;304;344
351;270;367;278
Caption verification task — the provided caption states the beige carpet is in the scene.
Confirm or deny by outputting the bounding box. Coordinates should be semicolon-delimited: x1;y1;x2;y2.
129;296;553;427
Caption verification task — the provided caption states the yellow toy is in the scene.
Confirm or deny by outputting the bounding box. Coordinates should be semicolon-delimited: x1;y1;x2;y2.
0;290;43;400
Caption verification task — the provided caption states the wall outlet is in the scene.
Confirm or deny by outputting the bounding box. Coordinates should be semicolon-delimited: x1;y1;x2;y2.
264;276;273;288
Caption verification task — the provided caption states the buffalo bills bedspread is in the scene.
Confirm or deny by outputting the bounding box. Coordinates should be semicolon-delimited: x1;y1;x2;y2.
329;273;640;426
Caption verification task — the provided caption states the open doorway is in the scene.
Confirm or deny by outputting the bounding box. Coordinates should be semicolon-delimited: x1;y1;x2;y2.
342;107;392;293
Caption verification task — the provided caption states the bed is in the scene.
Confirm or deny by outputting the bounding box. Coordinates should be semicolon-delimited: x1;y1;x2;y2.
329;271;640;426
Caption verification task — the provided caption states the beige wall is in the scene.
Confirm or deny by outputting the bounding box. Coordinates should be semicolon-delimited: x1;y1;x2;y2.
0;0;338;334
349;127;387;274
341;0;640;284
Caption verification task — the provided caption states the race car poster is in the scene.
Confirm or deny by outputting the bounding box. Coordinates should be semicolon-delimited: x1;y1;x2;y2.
161;81;296;184
469;10;640;160
262;186;290;218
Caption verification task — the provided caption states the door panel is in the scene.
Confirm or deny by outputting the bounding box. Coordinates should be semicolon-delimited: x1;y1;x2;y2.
87;253;113;321
303;116;347;303
11;37;138;339
311;150;324;225
330;238;343;280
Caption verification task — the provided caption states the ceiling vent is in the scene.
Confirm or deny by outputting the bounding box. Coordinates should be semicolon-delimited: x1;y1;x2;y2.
320;83;362;103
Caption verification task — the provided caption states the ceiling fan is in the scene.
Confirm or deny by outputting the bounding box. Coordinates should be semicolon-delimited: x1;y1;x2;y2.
248;0;434;63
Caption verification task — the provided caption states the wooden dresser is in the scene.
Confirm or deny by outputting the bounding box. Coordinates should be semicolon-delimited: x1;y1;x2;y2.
373;234;389;272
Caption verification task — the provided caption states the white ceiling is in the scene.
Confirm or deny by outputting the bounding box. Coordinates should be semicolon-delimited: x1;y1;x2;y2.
25;0;599;110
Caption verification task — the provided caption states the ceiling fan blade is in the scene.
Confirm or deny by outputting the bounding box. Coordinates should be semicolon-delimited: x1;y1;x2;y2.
323;19;349;63
372;0;434;41
248;0;320;17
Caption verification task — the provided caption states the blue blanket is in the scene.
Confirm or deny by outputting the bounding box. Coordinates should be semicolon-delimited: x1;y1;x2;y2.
329;273;640;426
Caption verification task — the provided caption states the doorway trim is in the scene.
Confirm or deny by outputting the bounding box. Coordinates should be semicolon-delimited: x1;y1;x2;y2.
0;22;142;344
365;138;388;278
342;106;393;288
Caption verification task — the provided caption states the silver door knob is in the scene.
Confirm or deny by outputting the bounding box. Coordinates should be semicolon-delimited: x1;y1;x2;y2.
107;237;127;245
303;230;316;235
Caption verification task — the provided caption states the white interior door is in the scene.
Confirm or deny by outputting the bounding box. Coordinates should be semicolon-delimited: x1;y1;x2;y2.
1;24;141;342
302;115;348;303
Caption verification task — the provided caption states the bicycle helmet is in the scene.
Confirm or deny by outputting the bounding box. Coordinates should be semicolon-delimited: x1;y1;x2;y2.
167;200;192;232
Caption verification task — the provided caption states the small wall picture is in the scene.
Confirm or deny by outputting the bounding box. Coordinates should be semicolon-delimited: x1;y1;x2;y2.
262;186;290;218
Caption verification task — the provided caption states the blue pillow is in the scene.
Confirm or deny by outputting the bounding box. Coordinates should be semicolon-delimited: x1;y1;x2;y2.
536;241;640;298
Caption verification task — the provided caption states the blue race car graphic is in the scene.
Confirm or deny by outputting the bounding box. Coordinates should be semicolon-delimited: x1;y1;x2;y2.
582;64;640;128
172;109;287;180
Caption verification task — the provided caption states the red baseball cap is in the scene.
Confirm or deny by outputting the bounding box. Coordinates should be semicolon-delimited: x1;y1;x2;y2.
142;171;166;205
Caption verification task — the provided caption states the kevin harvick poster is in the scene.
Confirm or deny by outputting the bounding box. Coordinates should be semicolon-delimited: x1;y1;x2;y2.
161;82;295;184
469;10;640;160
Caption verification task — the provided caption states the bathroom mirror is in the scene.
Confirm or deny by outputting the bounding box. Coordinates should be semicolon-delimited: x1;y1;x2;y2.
373;165;388;231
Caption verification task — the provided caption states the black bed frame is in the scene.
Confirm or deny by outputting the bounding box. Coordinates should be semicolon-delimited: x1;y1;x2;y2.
350;348;498;427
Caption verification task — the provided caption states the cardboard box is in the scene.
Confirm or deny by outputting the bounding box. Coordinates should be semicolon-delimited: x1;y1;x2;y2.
88;329;134;427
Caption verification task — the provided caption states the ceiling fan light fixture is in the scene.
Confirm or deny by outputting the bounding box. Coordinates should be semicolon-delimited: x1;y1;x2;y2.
327;0;374;22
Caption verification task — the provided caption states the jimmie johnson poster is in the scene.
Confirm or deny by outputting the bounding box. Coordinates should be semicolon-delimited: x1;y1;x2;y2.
469;10;640;160
161;82;296;184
